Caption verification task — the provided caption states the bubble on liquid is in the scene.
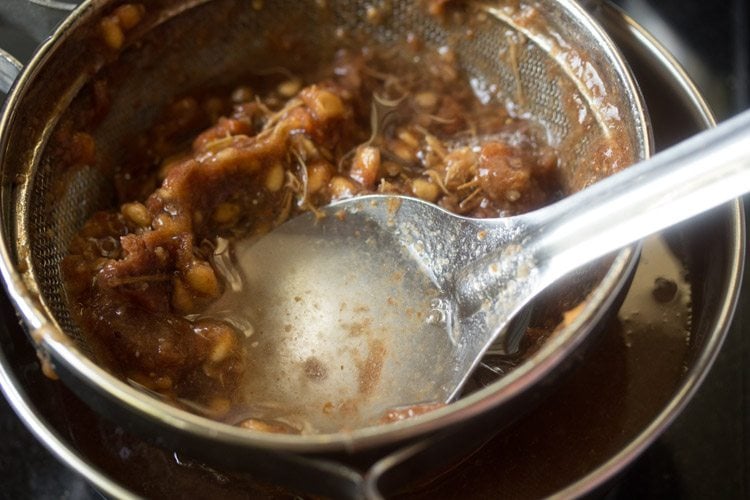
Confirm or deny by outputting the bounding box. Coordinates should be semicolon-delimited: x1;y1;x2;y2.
162;203;178;216
652;276;678;303
425;309;444;325
426;297;450;325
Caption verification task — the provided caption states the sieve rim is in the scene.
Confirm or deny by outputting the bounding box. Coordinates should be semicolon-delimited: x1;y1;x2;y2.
0;0;651;454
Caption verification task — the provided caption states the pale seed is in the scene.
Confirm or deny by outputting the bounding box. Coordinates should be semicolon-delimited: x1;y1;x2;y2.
265;163;285;192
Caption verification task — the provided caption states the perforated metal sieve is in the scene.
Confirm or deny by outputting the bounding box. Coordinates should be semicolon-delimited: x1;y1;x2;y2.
0;0;649;495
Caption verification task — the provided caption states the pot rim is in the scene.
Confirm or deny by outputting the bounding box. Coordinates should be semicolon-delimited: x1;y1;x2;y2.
556;5;745;497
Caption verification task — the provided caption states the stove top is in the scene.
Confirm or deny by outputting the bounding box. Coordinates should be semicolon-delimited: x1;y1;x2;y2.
0;1;747;498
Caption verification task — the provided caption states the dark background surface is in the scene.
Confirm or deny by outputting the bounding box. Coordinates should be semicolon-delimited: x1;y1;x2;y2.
0;0;747;498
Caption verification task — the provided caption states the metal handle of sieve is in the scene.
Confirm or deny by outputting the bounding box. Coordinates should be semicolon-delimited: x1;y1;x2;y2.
0;49;22;97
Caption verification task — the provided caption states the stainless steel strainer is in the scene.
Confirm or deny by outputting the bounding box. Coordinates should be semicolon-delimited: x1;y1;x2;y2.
0;0;649;495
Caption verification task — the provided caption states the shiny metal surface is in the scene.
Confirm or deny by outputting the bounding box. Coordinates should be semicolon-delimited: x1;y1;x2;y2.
0;3;742;498
0;344;137;500
0;0;650;467
558;5;744;495
0;48;21;94
0;0;75;43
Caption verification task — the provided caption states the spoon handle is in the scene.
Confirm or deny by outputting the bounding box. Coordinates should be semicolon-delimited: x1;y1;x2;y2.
531;107;750;281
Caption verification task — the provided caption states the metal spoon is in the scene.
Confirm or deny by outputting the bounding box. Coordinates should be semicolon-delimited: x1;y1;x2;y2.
208;109;750;432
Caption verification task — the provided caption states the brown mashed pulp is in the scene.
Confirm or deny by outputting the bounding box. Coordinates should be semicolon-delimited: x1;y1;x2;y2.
62;43;562;429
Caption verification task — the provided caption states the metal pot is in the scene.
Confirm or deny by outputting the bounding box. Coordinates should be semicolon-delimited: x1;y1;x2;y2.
0;0;660;497
0;2;743;498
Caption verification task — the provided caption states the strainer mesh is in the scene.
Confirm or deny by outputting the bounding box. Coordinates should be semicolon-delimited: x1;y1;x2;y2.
29;163;113;349
20;0;645;357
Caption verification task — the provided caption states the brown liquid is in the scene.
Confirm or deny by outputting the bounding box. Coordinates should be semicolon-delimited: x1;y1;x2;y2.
400;234;692;499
